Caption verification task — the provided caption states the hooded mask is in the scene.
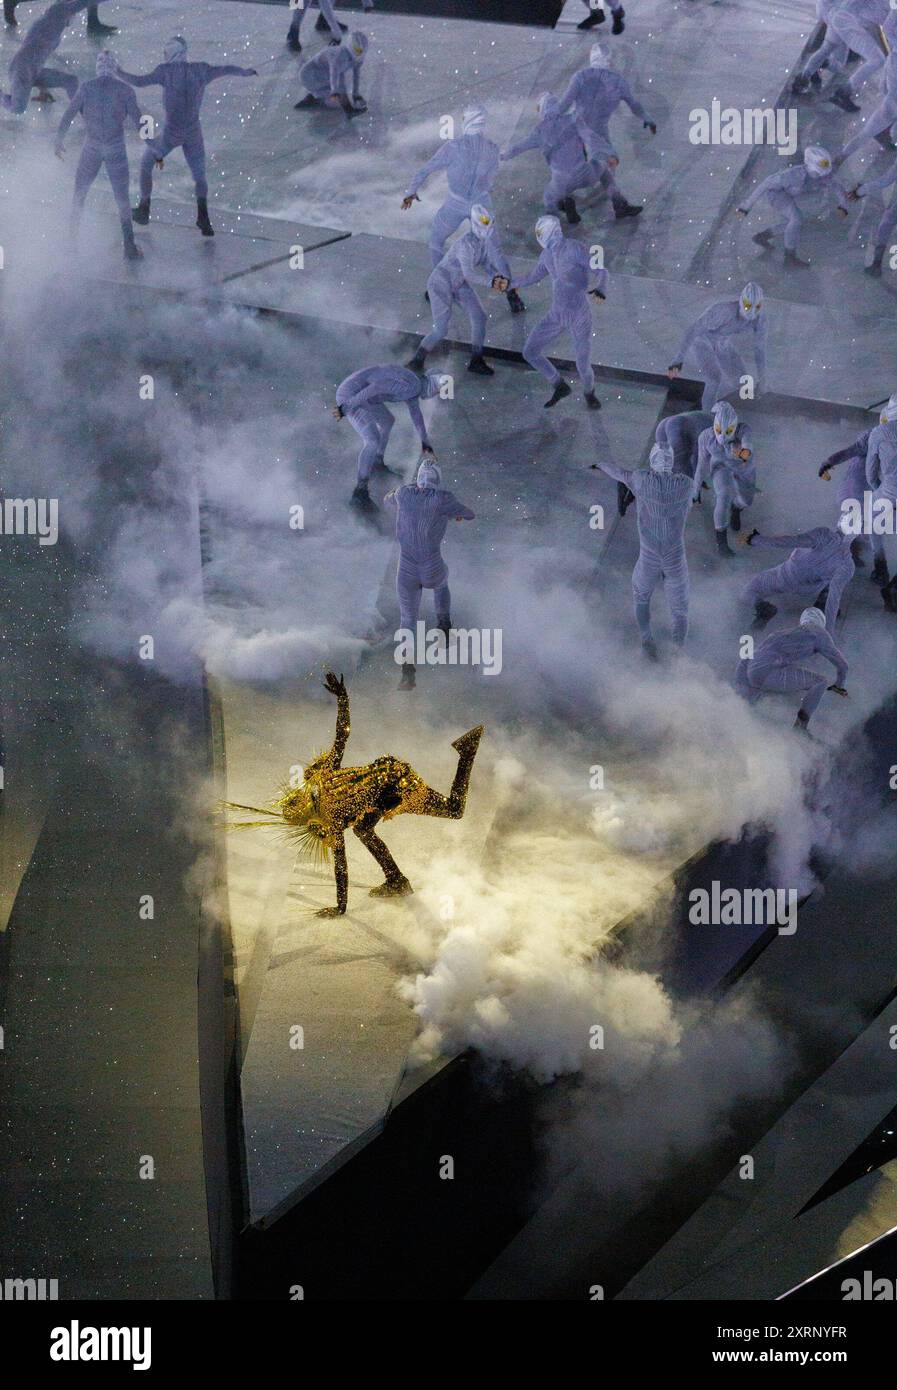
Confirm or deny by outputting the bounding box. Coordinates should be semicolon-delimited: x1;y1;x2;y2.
416;459;442;489
163;36;188;63
590;44;611;69
462;105;487;135
712;401;739;442
649;443;674;473
739;282;763;321
347;31;368;59
804;145;832;178
879;394;897;424
420;372;444;399
799;607;827;630
470;204;495;239
535;214;563;249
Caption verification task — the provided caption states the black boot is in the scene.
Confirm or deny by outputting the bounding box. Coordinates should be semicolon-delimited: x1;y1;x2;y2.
617;481;635;516
752;600;778;629
870;556;889;585
613;195;643;220
196;198;214;237
316;12;347;32
467;354;494;375
3;0;17;25
641;637;659;661
122;225;143;262
814;587;829;612
611;6;625;33
352;482;374;509
506;288;525;313
584;390;601;410
865;244;885;277
809;72;822;89
730;506;742;532
544;380;572;408
794;709;811;732
398;662;416;690
752;229;775;248
784;248;811;268
406;349;427;370
850;537;866;567
874;130;897;152
882;577;897;613
132;199;150;225
436;614;451;640
829;87;860;113
286;31;302;53
715;527;734;556
294;93;320;109
577;6;606;29
560;196;581;226
791;73;811;95
87;9;117;36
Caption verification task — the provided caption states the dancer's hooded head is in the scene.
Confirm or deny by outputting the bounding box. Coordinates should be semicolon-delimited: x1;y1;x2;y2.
800;607;827;630
804;145;832;178
649;443;675;474
419;372;444;399
417;459;442;489
462;105;487;135
712;401;739;442
739;282;763;320
535;214;563;249
590;44;611;69
470;204;495;240
347;31;368;59
163;36;188;63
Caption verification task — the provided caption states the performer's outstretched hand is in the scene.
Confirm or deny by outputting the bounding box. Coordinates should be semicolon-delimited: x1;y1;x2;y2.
323;671;346;698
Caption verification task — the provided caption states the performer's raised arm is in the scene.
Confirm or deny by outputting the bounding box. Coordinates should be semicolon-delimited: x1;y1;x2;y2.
323;671;350;768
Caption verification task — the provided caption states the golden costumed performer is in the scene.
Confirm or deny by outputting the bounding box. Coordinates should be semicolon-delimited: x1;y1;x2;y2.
226;672;484;917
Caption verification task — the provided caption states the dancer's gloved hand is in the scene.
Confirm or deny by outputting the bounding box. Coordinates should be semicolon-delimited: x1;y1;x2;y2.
491;275;509;291
828;684;848;696
401;194;419;211
588;288;606;303
332;405;345;420
847;186;862;201
353;95;367;111
644;120;657;134
421;443;437;459
743;528;760;546
666;362;682;379
323;671;347;698
819;464;832;479
736;207;748;217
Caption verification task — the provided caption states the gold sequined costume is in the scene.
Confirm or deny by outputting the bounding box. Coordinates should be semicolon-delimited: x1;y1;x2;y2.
226;672;484;917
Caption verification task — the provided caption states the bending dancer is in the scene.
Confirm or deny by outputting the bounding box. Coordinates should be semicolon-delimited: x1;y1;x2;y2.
401;105;525;314
2;0;89;114
510;214;609;410
294;29;367;118
502;92;609;225
55;50;143;261
736;146;850;268
384;459;475;690
667;283;767;411
556;43;654;220
226;673;484;916
334;364;443;507
735;607;848;731
407;204;508;377
818;426;875;567
597;442;694;655
742;517;855;631
864;395;897;607
118;36;257;238
692;401;756;554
